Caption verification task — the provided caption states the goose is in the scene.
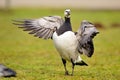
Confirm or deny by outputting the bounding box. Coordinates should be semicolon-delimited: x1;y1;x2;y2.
13;9;99;75
0;64;16;77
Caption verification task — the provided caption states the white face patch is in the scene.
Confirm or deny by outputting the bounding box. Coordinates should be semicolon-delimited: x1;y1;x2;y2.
65;9;70;12
64;9;71;17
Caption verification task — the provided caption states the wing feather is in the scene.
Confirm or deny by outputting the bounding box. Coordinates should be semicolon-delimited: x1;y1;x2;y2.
43;29;51;39
76;20;99;57
13;16;64;39
47;29;54;39
34;28;45;37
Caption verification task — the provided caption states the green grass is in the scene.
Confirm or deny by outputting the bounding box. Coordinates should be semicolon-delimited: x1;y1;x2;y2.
0;8;120;80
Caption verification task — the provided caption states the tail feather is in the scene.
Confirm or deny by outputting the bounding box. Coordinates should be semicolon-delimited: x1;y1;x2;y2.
75;60;88;66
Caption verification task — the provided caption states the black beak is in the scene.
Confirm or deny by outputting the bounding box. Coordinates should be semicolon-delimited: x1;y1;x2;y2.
67;12;70;16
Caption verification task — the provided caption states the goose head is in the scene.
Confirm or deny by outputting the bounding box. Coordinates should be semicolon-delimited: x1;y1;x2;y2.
64;9;71;18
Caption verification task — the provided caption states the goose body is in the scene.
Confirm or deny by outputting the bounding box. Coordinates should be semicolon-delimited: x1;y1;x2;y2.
13;9;99;75
53;31;82;62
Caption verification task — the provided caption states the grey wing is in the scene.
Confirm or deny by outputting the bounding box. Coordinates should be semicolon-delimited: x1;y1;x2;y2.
76;20;99;57
13;16;64;39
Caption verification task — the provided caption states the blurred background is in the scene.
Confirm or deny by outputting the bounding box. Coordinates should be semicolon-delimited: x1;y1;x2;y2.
0;0;120;10
0;0;120;80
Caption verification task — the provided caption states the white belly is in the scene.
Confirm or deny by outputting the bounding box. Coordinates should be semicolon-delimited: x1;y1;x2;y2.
53;31;82;62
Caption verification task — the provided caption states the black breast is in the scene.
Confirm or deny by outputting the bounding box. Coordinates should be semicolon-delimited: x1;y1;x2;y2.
56;17;72;36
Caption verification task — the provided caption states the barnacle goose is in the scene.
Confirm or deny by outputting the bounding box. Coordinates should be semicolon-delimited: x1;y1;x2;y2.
13;9;99;75
0;64;16;77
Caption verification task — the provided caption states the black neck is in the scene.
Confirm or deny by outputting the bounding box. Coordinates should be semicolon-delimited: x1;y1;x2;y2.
65;17;70;23
56;17;72;36
64;17;72;30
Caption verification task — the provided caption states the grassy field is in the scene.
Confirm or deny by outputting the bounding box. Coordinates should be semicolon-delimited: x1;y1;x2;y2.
0;8;120;80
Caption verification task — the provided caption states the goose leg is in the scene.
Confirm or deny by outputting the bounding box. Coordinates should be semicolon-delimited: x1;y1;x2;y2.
62;58;69;75
71;59;75;76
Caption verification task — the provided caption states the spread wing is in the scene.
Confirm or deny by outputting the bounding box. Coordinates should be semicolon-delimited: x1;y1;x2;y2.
13;16;64;39
76;20;99;57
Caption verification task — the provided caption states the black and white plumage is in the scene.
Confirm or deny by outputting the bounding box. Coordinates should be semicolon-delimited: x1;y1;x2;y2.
0;64;16;77
13;9;99;75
